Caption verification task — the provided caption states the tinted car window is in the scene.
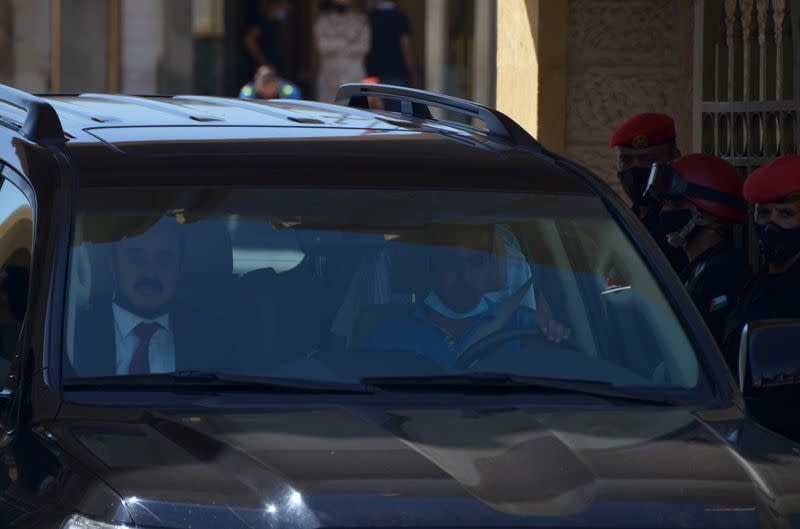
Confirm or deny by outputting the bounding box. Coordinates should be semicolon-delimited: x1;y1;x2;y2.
63;188;703;394
0;175;32;382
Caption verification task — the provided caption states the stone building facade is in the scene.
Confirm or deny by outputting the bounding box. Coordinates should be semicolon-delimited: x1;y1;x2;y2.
496;0;799;190
564;0;695;190
497;0;697;193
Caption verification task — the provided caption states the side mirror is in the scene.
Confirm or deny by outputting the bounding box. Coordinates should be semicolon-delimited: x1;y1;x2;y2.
739;319;800;437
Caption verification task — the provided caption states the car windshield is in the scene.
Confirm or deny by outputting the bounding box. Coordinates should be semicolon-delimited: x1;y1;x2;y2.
62;187;706;396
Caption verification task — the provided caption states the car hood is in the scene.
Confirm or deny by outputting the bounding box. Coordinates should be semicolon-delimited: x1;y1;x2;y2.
49;400;800;529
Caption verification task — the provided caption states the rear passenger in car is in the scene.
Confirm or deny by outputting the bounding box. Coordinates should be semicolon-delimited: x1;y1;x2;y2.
70;217;229;377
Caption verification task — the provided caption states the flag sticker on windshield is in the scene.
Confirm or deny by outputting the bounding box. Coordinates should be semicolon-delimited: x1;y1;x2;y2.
709;295;728;313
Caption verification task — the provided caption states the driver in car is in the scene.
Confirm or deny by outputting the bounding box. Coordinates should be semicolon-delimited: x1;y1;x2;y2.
361;226;567;368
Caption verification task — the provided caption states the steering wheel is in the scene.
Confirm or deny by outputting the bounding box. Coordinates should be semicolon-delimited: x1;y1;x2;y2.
454;327;561;370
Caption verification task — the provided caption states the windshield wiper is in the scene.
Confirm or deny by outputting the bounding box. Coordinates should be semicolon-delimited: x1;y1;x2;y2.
64;371;374;395
361;373;680;405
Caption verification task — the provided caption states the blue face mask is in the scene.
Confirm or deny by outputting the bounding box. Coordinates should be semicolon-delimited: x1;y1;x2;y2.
424;291;489;320
272;9;288;21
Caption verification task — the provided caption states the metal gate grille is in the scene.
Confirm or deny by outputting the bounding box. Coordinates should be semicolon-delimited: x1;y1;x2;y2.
698;0;800;174
693;0;800;265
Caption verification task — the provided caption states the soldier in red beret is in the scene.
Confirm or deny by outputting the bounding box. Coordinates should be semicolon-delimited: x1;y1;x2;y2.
723;155;800;372
610;113;687;271
645;154;750;345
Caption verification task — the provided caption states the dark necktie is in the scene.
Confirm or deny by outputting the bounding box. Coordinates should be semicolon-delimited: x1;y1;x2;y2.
128;322;162;375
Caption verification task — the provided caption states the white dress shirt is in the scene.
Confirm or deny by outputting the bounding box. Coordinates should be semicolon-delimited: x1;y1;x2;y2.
112;303;176;375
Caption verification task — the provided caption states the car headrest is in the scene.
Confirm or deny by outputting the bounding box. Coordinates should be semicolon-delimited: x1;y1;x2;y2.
85;243;114;303
389;226;507;295
175;220;233;309
292;226;386;254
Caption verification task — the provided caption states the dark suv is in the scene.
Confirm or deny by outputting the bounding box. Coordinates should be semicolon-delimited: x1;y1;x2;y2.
1;83;800;529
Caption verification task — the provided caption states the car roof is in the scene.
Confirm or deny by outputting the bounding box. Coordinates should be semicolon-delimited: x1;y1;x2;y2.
2;86;532;145
0;84;599;195
38;95;414;140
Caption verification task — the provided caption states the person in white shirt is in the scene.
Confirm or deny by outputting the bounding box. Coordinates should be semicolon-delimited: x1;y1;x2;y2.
314;0;370;103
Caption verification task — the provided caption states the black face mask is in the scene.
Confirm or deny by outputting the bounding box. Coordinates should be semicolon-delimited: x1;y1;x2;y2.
660;209;694;237
618;166;658;208
333;5;350;13
756;222;800;265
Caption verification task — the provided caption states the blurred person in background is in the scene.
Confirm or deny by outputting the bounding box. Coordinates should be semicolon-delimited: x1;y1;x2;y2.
240;66;302;100
360;76;385;110
366;1;418;88
314;0;370;103
244;0;291;77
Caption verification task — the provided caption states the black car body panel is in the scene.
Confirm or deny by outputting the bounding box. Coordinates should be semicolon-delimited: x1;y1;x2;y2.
0;85;798;529
20;397;800;529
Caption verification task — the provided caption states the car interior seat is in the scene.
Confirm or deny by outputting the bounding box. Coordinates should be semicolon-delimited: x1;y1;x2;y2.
176;220;235;317
235;228;345;376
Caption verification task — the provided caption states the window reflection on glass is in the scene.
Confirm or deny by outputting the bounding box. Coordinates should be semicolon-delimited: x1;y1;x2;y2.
0;177;32;381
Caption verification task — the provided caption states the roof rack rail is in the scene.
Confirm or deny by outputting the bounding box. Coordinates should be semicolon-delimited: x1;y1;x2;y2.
173;95;304;121
81;94;223;122
0;84;65;144
335;83;539;148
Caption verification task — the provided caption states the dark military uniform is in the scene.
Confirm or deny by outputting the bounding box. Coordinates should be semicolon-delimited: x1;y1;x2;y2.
680;242;751;346
722;257;800;375
641;208;688;272
608;113;688;272
721;257;800;439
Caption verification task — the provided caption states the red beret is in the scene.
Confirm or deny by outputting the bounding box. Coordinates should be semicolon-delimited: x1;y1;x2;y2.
609;113;677;149
744;155;800;203
673;154;744;221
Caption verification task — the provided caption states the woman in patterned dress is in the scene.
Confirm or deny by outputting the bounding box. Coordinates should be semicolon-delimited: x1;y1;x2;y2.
314;0;371;103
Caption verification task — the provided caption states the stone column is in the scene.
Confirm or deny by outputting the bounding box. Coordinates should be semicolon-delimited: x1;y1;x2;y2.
161;0;193;94
0;0;13;85
472;0;496;106
60;0;110;92
12;0;51;92
121;0;164;94
424;0;447;93
495;0;568;152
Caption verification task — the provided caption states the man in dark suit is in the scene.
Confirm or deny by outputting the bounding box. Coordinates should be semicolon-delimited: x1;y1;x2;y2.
71;217;225;377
